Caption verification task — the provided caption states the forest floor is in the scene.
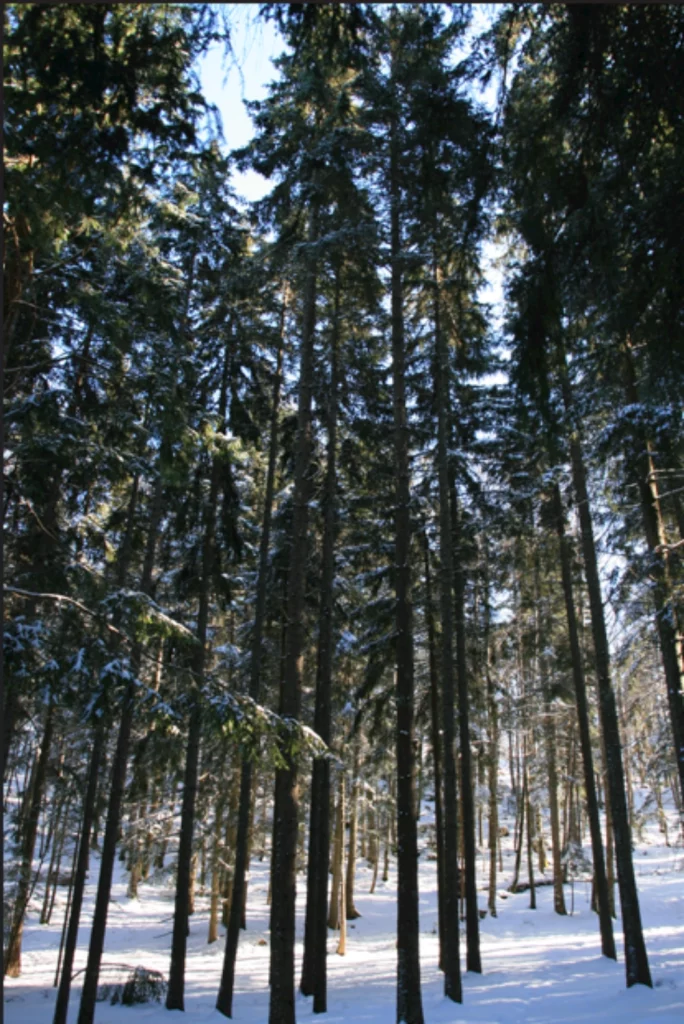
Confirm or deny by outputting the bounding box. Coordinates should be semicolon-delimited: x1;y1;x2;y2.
4;801;683;1024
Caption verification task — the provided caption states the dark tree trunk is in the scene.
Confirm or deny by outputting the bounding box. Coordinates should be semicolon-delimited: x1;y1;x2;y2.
2;685;21;782
167;342;231;1011
208;790;226;944
41;790;70;924
79;254;198;1019
510;769;525;894
166;702;202;1010
621;343;684;806
482;556;499;919
52;726;104;1024
430;265;463;998
525;760;536;910
450;482;481;974
390;106;424;1024
327;774;344;932
423;534;446;962
217;289;285;1019
558;347;652;986
533;550;567;916
301;272;338;1012
77;475;165;1024
4;701;54;977
550;481;616;962
543;699;567;916
345;741;362;922
269;205;318;1024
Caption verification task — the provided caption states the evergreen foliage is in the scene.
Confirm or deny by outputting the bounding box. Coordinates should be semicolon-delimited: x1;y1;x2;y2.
4;3;683;1019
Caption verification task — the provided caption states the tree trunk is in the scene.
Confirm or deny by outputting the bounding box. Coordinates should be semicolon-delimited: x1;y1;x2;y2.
621;341;684;807
41;792;69;925
550;481;616;961
269;202;319;1024
431;262;462;1000
208;794;226;944
336;776;347;957
383;815;391;884
77;468;165;1024
525;762;536;911
483;557;499;919
5;700;54;978
166;336;232;1011
52;725;104;1024
301;273;338;1011
423;534;446;959
327;773;344;932
557;349;651;986
390;97;424;1024
345;741;362;921
451;480;481;974
2;684;22;783
54;823;80;989
369;792;380;895
534;547;567;916
544;704;567;914
218;289;285;1017
510;771;525;894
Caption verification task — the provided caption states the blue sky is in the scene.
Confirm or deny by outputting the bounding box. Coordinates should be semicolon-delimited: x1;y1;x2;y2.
198;4;504;315
199;5;283;203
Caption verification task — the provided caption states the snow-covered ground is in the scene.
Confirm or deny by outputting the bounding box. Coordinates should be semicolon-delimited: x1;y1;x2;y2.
5;810;683;1024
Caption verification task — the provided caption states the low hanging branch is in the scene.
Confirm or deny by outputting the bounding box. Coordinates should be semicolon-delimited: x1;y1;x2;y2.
4;585;197;653
5;586;129;639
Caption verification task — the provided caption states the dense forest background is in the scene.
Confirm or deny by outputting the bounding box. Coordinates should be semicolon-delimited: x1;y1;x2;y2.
3;5;683;1024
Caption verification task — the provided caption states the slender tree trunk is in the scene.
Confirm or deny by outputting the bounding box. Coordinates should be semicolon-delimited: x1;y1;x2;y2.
550;481;616;960
336;776;347;957
536;807;546;875
534;549;567;916
5;701;54;977
166;336;232;1011
558;345;651;985
390;98;424;1023
508;728;518;809
221;767;241;928
525;761;536;910
300;274;338;1011
345;751;362;922
369;792;380;895
621;342;684;806
209;794;226;945
77;474;165;1024
54;824;80;989
2;685;22;783
53;725;104;1024
218;288;285;1016
483;558;499;919
450;480;481;973
423;534;446;961
188;851;198;918
166;703;202;1008
605;787;616;916
39;764;62;861
384;782;393;883
41;793;69;924
544;705;567;915
327;773;344;932
269;203;319;1024
126;801;142;900
80;250;195;1021
431;263;462;1001
510;771;525;894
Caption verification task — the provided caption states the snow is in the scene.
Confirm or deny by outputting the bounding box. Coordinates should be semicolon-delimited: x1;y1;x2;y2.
6;807;683;1024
